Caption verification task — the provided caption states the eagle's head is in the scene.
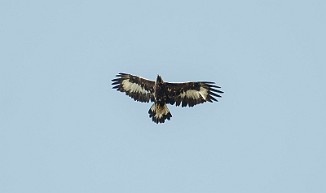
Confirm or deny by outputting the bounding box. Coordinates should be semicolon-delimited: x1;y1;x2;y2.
156;74;163;84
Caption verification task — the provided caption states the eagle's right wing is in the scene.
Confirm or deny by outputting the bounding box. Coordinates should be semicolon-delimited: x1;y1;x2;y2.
112;73;155;103
165;81;223;107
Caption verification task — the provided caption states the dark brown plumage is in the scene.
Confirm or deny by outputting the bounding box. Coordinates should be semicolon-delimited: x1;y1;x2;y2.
112;73;223;123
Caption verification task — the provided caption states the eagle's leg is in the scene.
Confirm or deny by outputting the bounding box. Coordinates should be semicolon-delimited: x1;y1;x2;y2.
148;103;172;124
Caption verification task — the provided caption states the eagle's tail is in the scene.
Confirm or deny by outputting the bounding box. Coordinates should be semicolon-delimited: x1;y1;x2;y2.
148;103;172;124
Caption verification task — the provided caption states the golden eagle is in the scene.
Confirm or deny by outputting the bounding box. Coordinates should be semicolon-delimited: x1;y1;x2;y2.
112;73;223;124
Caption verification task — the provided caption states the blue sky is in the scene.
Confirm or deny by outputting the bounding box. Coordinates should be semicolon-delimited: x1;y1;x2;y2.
1;0;325;192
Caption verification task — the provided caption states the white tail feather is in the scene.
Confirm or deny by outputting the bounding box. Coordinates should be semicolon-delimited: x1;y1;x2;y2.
148;103;172;123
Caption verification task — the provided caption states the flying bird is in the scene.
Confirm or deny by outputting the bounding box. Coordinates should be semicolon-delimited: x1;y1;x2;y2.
111;73;223;124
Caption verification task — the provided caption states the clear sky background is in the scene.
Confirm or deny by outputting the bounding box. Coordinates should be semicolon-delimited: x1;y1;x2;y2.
1;0;325;193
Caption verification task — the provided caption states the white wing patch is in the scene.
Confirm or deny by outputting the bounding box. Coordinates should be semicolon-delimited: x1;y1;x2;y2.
122;79;150;94
180;87;208;100
199;87;208;100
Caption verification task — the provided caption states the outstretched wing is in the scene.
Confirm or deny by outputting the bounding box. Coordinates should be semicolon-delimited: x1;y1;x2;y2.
165;81;223;107
112;73;155;103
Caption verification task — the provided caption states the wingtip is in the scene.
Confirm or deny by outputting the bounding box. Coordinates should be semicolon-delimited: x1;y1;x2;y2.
210;84;221;89
115;73;125;77
111;78;120;82
209;91;222;98
118;72;129;76
203;81;215;84
112;85;120;89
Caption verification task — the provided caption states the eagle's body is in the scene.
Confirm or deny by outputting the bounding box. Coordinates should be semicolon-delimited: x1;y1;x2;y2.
112;73;223;124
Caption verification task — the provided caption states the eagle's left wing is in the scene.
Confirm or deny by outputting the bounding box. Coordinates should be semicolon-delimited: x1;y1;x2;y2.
112;73;155;103
165;81;223;107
